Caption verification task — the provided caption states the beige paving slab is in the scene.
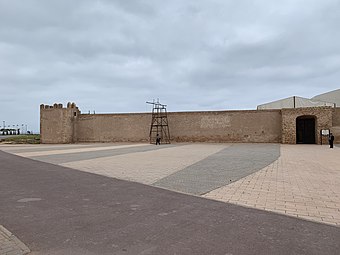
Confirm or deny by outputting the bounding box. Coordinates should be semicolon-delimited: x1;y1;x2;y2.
61;144;229;184
204;145;340;226
0;144;43;150
13;144;149;157
0;144;92;151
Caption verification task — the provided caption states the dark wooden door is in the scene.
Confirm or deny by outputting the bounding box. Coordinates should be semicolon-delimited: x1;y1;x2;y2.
296;118;315;144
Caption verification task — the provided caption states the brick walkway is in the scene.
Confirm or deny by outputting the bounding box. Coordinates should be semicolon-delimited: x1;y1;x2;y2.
0;226;29;255
204;145;340;226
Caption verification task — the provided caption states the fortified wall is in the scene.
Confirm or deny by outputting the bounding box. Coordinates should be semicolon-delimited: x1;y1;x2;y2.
40;103;340;144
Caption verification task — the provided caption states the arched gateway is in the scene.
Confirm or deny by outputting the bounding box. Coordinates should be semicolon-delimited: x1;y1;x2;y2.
296;115;316;144
281;107;333;145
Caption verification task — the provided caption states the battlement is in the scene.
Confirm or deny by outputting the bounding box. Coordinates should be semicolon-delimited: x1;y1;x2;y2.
40;102;80;111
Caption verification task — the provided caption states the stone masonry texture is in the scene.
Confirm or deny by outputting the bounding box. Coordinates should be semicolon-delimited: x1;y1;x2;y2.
281;107;333;144
40;103;340;144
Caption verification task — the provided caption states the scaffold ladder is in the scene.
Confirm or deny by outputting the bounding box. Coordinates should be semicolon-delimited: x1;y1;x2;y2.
146;100;171;144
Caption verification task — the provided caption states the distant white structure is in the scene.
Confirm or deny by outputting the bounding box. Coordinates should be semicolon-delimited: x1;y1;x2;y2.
311;89;340;107
257;89;339;110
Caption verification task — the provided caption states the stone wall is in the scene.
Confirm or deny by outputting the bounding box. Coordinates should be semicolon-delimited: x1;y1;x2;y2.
74;110;282;143
281;107;333;144
168;110;282;143
332;108;340;126
75;113;150;143
332;108;340;143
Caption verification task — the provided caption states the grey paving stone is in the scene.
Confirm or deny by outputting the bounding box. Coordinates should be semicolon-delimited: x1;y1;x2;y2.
30;144;178;164
153;143;280;195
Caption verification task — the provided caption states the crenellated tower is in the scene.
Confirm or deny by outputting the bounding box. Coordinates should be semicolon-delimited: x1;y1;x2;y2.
40;102;80;144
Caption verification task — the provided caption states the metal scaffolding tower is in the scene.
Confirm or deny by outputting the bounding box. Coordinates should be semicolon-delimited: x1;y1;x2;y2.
146;100;171;144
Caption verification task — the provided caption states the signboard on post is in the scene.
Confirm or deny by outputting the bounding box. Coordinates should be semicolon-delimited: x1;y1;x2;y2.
321;129;330;136
320;129;330;145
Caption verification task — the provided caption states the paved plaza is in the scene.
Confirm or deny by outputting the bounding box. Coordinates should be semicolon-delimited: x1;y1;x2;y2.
1;142;339;226
0;142;339;254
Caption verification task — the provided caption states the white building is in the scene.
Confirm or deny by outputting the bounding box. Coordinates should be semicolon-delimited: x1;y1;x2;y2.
257;89;339;110
311;89;340;107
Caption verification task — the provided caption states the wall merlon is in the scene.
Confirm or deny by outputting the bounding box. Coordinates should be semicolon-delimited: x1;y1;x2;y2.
66;102;77;109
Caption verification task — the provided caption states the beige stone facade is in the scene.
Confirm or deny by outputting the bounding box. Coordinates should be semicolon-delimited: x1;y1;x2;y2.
40;103;80;144
281;107;333;144
40;103;340;144
332;108;340;144
167;110;282;143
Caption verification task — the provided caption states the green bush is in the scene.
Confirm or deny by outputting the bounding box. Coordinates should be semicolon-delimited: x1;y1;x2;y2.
0;135;40;144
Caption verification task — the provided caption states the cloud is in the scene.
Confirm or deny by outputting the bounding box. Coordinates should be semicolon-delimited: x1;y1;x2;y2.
0;0;339;132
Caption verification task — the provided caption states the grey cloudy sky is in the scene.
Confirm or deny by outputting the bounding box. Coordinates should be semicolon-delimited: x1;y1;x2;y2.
1;0;340;132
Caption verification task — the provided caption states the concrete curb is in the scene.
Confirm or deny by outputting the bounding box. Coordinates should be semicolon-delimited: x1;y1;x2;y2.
0;225;30;255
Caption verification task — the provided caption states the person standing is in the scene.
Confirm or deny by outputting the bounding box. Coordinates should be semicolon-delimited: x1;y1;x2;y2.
156;134;161;145
329;133;334;148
